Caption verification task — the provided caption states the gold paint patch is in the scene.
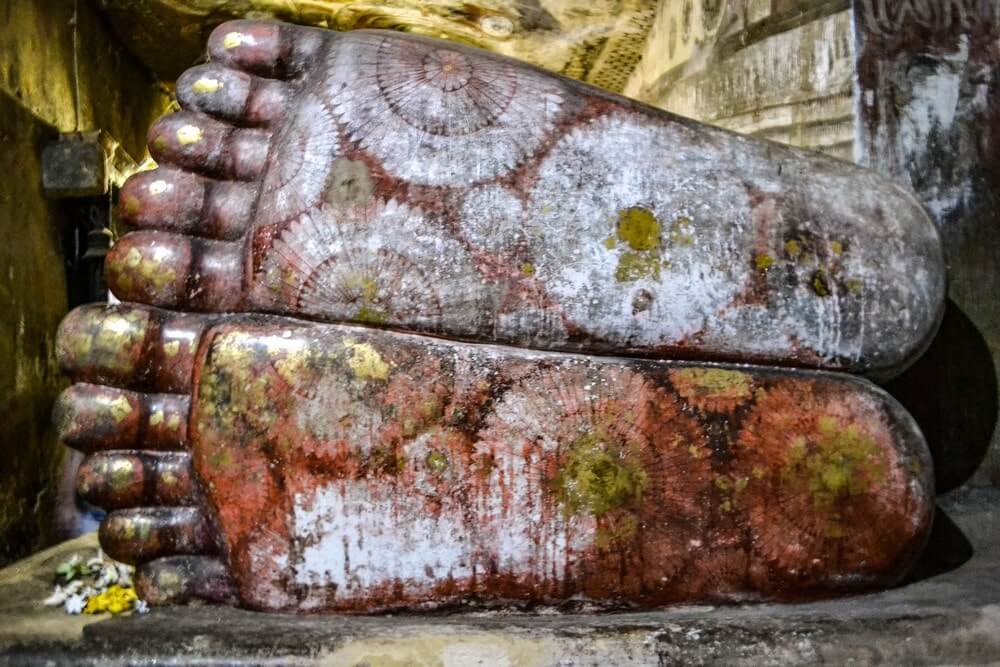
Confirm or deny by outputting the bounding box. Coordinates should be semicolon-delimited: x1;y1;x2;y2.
98;395;133;423
192;77;224;94
124;248;142;268
223;32;254;49
176;125;203;145
109;459;136;490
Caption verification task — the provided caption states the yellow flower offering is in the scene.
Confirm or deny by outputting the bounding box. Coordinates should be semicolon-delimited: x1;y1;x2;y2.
83;585;138;615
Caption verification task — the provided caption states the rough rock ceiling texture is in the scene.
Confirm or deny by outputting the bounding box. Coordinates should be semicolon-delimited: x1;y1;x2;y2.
95;0;658;92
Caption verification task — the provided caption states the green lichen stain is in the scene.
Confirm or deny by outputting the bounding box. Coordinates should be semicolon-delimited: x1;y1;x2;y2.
355;306;388;325
811;269;831;297
617;207;661;251
714;473;749;513
554;431;648;518
343;274;388;324
754;253;774;272
520;262;536;277
781;415;887;537
674;367;751;400
669;217;695;246
207;448;233;470
425;450;449;474
421;399;444;421
615;251;662;282
403;400;443;438
368;446;406;475
595;513;640;550
607;207;668;283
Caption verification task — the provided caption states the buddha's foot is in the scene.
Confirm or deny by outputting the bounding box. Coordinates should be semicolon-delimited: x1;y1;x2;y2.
55;303;933;612
110;19;944;378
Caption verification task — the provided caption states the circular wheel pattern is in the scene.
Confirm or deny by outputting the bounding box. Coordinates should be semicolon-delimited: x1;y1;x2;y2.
476;363;714;597
257;94;340;226
524;113;752;348
324;33;564;186
375;45;512;136
732;381;932;588
297;248;442;328
262;200;486;334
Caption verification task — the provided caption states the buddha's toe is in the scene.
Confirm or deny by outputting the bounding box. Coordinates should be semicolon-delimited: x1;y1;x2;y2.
54;383;189;453
77;451;198;509
99;507;217;565
176;62;292;126
55;303;213;391
207;19;325;79
119;168;255;241
103;231;243;310
147;111;269;181
135;556;237;606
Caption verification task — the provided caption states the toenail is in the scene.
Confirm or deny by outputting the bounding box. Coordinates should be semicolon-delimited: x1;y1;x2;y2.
176;125;203;145
97;395;134;424
192;77;224;94
223;31;255;49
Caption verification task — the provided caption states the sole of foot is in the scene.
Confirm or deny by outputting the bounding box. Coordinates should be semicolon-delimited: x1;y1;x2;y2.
56;303;933;612
109;19;945;379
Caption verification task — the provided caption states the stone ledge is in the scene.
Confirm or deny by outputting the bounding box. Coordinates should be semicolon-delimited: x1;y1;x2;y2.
1;487;997;666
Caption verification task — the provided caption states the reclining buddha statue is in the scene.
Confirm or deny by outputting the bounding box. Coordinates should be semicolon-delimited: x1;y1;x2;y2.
54;20;944;612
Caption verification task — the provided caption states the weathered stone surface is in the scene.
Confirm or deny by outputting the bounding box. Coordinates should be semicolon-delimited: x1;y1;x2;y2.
40;134;108;198
0;533;105;648
1;487;997;665
112;19;945;376
852;1;1000;487
0;1;172;160
40;131;142;198
0;0;172;565
95;0;658;93
0;88;69;567
54;302;933;612
625;1;854;159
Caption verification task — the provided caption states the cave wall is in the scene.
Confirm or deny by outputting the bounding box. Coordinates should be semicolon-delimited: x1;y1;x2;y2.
626;0;854;159
853;0;1000;487
0;0;170;564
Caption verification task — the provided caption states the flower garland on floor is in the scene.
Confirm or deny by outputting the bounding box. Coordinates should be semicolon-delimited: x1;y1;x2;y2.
42;549;149;615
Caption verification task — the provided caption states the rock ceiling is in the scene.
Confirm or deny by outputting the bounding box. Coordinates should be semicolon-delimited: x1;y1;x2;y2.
96;0;659;92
